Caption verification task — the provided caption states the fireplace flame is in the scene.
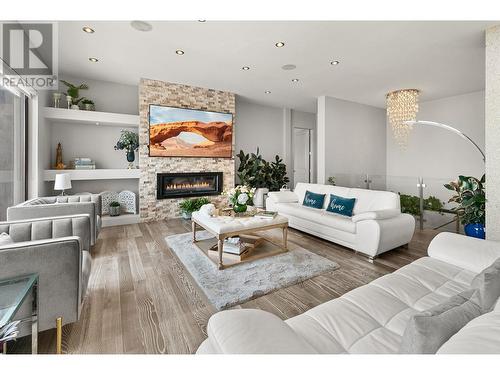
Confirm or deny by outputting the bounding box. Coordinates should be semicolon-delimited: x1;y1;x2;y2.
165;182;211;190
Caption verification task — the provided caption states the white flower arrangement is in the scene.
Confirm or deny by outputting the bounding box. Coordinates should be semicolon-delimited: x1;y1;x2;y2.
224;185;256;207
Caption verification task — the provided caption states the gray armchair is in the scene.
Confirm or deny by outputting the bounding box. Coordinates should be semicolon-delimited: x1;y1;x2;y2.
7;194;102;247
0;214;92;352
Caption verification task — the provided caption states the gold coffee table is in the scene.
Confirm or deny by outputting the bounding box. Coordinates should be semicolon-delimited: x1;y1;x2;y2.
191;211;289;270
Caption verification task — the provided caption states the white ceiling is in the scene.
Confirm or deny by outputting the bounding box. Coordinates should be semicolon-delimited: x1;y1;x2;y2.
58;21;497;113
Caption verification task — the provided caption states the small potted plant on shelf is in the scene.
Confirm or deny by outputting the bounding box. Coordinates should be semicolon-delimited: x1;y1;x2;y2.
179;197;210;220
60;80;89;109
81;99;95;111
114;130;139;168
225;185;255;213
109;201;121;217
444;174;486;239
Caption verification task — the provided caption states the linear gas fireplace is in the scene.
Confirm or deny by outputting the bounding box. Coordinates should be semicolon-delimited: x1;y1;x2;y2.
157;172;223;199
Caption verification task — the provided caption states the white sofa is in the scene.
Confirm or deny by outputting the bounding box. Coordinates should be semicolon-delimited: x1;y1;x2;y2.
197;232;500;354
266;183;415;259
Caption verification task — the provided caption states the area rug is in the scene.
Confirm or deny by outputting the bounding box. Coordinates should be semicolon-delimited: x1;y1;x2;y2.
165;230;338;310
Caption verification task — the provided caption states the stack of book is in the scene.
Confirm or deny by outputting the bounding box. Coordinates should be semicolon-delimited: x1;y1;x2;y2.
70;157;96;170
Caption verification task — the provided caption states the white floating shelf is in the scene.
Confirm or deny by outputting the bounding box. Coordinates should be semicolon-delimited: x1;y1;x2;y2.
43;107;139;128
43;169;140;181
101;214;140;227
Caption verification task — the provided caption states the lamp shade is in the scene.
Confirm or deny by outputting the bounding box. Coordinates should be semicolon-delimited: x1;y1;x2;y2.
54;173;72;191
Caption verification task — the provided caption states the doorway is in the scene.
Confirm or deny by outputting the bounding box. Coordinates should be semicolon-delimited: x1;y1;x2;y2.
293;128;311;184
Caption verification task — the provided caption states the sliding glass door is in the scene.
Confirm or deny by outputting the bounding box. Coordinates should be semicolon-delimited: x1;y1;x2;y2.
0;86;26;220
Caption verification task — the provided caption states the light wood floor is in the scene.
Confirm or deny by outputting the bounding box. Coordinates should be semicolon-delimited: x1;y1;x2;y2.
34;219;438;354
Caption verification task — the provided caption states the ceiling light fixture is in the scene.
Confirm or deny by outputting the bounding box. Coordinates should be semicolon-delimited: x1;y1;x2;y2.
264;90;271;94
242;66;250;70
330;60;340;65
130;21;153;32
88;57;99;62
198;20;206;22
291;78;299;82
386;89;420;147
175;50;185;55
281;64;296;70
82;26;95;34
275;42;285;47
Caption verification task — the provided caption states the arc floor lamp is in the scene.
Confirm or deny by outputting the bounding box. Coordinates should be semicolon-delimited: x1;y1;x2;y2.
404;120;485;163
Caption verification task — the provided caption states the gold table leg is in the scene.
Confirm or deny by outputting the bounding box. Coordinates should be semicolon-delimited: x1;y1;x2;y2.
56;317;62;354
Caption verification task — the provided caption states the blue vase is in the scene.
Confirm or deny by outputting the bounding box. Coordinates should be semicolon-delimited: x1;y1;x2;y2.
126;150;135;163
464;223;485;239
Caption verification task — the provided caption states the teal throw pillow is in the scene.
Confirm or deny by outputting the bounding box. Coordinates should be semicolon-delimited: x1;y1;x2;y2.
326;194;356;217
302;190;326;209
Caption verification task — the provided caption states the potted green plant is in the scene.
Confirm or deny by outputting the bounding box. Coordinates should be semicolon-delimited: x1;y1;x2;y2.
60;80;89;109
179;197;210;219
81;99;95;111
109;201;121;217
444;174;486;239
114;130;139;168
236;148;289;207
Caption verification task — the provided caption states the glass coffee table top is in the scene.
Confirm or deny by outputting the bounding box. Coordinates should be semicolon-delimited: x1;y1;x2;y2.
0;274;38;329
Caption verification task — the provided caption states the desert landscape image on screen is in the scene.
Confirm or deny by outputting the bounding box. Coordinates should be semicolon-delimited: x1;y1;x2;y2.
149;105;233;157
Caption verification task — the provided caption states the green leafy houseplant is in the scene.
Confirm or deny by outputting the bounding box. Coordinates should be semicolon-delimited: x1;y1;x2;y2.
179;197;210;219
109;201;121;217
444;175;486;226
81;99;95;110
60;80;89;106
236;148;289;191
114;130;139;152
399;194;444;216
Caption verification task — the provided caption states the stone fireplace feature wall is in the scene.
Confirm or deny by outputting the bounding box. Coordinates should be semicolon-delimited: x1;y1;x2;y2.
139;78;235;221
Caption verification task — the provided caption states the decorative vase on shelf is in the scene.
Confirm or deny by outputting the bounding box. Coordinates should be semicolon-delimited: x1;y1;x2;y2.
233;204;247;213
71;104;80;110
53;92;62;108
126;149;135;169
66;95;73;109
464;223;485;239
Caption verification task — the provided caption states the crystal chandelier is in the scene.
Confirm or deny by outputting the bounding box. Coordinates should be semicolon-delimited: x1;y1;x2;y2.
386;89;420;147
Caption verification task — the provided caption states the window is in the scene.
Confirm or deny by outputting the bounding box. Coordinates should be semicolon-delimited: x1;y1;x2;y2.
0;85;27;220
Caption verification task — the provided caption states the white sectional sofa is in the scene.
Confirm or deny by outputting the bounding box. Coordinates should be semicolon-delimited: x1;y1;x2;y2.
266;183;415;259
197;232;500;354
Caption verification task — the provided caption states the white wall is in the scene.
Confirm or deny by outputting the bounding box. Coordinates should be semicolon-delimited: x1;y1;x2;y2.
386;91;485;203
235;97;284;160
235;97;316;187
317;96;387;189
486;26;500;240
58;75;138;114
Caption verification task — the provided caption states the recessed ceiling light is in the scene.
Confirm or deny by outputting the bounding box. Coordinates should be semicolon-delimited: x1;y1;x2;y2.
198;20;206;22
175;50;185;55
82;26;95;34
242;66;250;70
130;21;153;32
330;60;340;65
275;42;285;47
88;57;99;62
264;90;271;94
282;64;296;70
291;78;299;82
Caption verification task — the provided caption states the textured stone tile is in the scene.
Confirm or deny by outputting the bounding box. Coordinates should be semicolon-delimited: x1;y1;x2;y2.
139;78;235;221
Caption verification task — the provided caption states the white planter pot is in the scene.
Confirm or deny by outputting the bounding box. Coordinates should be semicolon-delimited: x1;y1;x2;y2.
253;188;269;208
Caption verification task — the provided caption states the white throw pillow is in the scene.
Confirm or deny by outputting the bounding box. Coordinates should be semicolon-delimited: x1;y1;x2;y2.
0;232;14;246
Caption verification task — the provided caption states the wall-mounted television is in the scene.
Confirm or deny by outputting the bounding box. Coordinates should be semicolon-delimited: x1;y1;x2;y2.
148;104;233;158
